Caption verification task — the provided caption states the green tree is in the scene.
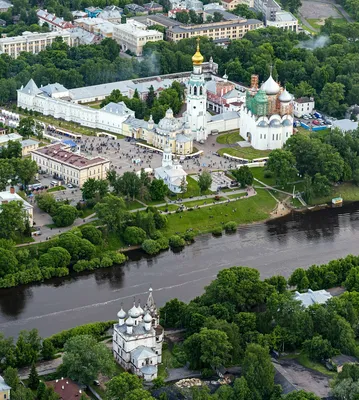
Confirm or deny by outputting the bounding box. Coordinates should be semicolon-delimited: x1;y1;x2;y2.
0;247;18;277
81;178;109;202
4;366;19;389
28;363;39;389
160;298;187;328
242;344;275;400
0;201;26;240
146;85;156;109
303;335;335;361
184;328;232;370
149;179;168;201
18;117;35;138
62;335;115;385
233;376;251;400
41;339;55;360
124;389;154;400
94;194;130;233
81;225;102;245
36;193;59;215
123;226;147;245
13;158;38;189
232;166;254;187
312;173;331;196
53;205;78;227
320;82;346;117
105;372;142;400
115;172;141;200
267;149;297;186
198;171;212;193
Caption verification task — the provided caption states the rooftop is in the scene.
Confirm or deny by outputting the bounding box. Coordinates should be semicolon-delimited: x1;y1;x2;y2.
101;101;134;116
21;139;39;147
0;190;32;210
0;30;70;44
332;119;359;132
41;83;68;97
147;14;182;27
0;133;22;145
46;378;88;400
0;1;12;9
115;21;163;38
204;8;245;21
294;289;332;308
0;375;11;392
267;10;297;22
33;143;109;168
295;96;314;104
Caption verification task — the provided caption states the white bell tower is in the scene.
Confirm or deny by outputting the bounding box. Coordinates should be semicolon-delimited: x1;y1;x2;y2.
186;38;207;143
162;136;172;168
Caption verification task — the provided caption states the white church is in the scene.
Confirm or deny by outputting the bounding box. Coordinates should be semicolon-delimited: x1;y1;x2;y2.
240;71;294;150
154;136;187;193
112;288;164;381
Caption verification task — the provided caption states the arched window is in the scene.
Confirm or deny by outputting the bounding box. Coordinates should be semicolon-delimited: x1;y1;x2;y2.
194;86;197;96
200;87;203;95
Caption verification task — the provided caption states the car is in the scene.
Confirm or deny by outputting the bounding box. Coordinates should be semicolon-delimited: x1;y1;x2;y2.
67;183;73;188
303;116;309;120
313;120;320;125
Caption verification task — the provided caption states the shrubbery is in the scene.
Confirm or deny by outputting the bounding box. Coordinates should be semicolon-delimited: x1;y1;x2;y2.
123;226;147;245
224;221;237;232
142;239;160;255
169;235;186;248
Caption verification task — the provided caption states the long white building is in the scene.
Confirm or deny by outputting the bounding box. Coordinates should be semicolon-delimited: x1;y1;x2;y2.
0;31;73;58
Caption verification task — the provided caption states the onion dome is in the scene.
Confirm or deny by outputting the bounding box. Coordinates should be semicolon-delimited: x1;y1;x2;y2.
117;308;126;319
128;302;141;318
144;312;152;323
192;38;204;66
261;74;280;96
137;301;144;316
279;88;292;103
283;119;292;126
269;119;281;128
126;316;134;326
257;120;268;128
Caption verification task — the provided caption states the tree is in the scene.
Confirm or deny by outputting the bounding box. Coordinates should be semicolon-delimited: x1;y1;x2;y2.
169;235;186;248
149;179;168;201
198;171;212;193
18;117;35;138
184;328;232;370
180;177;187;193
0;247;18;277
115;172;141;200
94;194;130;233
36;193;58;215
52;205;78;227
233;377;251;400
303;335;335;361
320;82;346;117
146;85;156;109
28;363;39;389
242;344;275;400
312;173;331;196
13;158;38;189
15;329;41;367
160;298;187;328
284;392;321;400
123;226;147;245
81;178;109;202
233;4;258;18
232;166;254;187
38;247;71;269
267;149;297;186
124;389;154;400
0;201;26;240
62;335;115;385
41;339;55;360
106;373;142;400
142;239;160;255
212;11;223;22
81;226;102;245
4;366;19;389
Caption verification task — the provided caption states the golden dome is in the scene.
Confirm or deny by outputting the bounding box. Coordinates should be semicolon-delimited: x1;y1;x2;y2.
192;38;204;66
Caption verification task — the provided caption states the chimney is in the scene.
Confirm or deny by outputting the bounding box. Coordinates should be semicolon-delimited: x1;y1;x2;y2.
10;186;15;194
62;386;64;390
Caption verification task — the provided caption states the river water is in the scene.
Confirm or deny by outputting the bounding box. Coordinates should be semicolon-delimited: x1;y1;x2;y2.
1;203;359;338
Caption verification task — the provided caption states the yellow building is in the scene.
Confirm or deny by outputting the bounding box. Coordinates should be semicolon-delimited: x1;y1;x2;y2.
21;139;39;156
0;375;11;400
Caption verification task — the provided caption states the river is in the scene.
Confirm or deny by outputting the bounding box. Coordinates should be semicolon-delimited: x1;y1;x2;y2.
1;203;359;338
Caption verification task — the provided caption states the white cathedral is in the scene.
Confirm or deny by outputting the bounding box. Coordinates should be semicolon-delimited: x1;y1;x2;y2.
240;71;294;150
112;288;164;382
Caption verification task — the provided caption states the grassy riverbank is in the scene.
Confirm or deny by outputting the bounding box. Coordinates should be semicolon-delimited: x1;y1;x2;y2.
310;182;359;205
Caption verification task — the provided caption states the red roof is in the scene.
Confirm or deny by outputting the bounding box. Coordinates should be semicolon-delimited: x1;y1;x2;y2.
46;378;88;400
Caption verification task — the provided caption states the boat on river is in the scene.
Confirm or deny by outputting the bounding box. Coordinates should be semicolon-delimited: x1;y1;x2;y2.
332;197;343;207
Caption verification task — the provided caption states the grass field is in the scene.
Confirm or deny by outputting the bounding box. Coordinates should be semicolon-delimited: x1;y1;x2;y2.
125;200;144;210
310;182;359;205
218;147;271;161
216;131;243;145
164;189;276;236
158;204;179;212
169;175;212;199
251;167;276;186
47;185;66;193
183;197;225;208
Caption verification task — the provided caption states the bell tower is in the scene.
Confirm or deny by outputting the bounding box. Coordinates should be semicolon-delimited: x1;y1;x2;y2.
186;38;207;143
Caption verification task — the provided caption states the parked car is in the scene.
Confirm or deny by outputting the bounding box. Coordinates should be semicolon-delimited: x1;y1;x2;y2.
67;183;73;188
313;120;320;125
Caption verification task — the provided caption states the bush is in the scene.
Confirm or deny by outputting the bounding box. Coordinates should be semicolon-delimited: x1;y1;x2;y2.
152;377;165;389
169;235;186;248
224;221;237;233
201;368;214;379
183;230;195;243
81;226;102;245
105;251;127;265
212;226;223;236
47;321;116;350
264;170;274;178
142;239;161;255
123;226;147;245
156;237;169;250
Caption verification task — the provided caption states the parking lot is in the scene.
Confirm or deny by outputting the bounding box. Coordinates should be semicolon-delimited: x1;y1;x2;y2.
295;112;333;130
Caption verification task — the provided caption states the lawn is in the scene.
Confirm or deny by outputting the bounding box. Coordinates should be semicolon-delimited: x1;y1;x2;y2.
297;353;337;377
169;175;212;199
164;189;276;236
307;18;324;30
183;197;225;208
103;231;125;251
216;131;243;145
218;147;272;161
47;185;66;193
310;182;359;205
158;204;179;212
125;200;144;210
251;167;276;186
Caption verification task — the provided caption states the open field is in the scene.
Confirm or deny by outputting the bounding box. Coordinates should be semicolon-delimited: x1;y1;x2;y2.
218;147;271;160
310;182;359;205
164;189;276;236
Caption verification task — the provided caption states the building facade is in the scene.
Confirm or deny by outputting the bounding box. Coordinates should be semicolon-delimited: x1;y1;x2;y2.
37;10;74;30
21;139;39;156
166;18;263;42
113;289;164;381
31;143;110;187
222;0;254;10
155;138;187;193
113;20;163;56
0;375;11;400
240;73;294;150
293;96;315;117
0;31;73;58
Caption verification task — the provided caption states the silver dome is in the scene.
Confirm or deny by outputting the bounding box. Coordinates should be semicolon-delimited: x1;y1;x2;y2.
279;89;292;102
261;75;280;96
270;119;281;128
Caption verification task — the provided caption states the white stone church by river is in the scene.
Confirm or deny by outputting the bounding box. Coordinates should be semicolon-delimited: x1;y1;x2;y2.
112;288;164;381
